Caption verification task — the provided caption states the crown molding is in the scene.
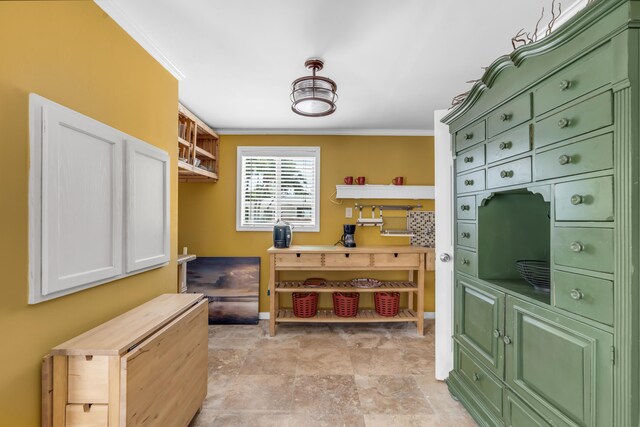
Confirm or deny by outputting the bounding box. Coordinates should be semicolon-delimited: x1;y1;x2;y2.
215;128;434;136
94;0;185;80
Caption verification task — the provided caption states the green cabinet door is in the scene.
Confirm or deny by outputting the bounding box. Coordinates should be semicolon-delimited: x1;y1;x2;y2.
505;391;551;427
456;277;505;378
505;297;613;427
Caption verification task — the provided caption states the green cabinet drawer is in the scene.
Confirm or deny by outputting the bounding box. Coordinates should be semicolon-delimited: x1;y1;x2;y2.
487;93;532;138
534;43;612;115
535;91;612;149
505;298;613;427
505;391;551;427
456;144;485;173
457;196;476;220
554;270;613;325
456;120;486;153
553;227;613;273
487;157;532;189
457;248;477;277
457;222;476;249
457;170;485;194
534;133;613;181
457;344;504;417
555;176;613;221
486;125;531;164
456;277;505;377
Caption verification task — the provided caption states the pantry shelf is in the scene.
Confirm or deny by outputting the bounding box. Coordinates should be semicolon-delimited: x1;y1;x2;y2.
336;184;435;200
276;308;418;323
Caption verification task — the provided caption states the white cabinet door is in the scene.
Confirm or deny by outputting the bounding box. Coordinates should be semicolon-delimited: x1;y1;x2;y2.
39;97;124;296
125;137;170;272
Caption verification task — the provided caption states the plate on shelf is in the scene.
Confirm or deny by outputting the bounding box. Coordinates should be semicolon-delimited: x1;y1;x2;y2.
350;278;383;288
303;277;327;288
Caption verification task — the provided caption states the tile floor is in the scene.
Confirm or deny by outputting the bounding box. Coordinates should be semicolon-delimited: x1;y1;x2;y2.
189;320;477;427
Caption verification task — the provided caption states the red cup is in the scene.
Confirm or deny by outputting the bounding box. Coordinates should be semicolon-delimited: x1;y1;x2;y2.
392;176;404;185
356;176;366;185
344;176;354;185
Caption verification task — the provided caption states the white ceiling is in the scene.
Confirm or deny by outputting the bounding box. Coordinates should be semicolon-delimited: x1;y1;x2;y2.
98;0;583;134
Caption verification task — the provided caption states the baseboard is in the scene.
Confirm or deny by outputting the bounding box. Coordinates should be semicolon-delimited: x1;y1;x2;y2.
258;311;436;320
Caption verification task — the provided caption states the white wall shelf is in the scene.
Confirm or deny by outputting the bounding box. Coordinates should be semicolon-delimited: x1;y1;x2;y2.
336;185;435;200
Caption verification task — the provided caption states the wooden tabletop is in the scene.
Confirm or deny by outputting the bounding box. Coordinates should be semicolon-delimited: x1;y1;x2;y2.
267;245;433;254
51;293;204;356
177;254;197;264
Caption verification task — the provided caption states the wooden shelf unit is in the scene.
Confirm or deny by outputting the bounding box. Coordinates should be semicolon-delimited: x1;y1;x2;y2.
178;103;219;183
267;245;434;336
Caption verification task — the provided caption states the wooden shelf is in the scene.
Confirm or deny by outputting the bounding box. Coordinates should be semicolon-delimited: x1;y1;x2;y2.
336;184;435;200
276;308;418;323
194;146;216;160
178;137;191;148
178;102;219;183
276;280;417;293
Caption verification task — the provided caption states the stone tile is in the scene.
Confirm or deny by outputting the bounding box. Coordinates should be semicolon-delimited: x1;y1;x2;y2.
355;375;433;415
255;335;301;349
292;375;361;414
287;413;366;427
209;337;259;350
188;409;217;427
210;413;290;427
222;375;295;411
239;348;298;375
363;414;477;427
208;349;248;375
299;332;349;348
342;332;394;349
350;348;431;376
296;347;354;375
203;375;235;410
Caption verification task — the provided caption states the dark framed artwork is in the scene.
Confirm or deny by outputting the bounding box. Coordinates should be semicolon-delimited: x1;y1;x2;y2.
186;257;260;325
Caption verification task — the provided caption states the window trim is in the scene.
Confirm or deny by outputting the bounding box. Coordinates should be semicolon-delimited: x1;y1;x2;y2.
236;146;321;232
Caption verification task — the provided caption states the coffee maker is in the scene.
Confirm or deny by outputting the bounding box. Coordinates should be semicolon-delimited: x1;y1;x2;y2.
340;224;356;248
273;219;293;248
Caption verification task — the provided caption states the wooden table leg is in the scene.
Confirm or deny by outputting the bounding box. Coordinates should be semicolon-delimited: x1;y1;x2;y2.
269;254;276;336
408;270;414;311
417;255;425;335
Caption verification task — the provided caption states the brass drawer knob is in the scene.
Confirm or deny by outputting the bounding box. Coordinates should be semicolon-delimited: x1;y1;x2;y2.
499;141;512;150
558;118;571;128
500;113;511;122
559;80;572;91
461;232;471;239
465;133;473;140
558;154;572;165
473;373;481;381
503;336;512;345
464;179;474;186
500;170;514;178
570;289;584;300
570;194;584;205
463;156;474;163
461;258;470;265
493;329;501;338
460;204;471;211
570;241;584;252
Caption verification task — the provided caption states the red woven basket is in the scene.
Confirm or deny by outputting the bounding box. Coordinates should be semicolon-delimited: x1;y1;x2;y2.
332;292;360;317
292;292;318;318
374;292;400;317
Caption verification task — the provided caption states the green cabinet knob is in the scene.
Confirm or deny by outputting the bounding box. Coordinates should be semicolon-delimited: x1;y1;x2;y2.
558;154;572;165
499;113;511;122
463;156;473;163
499;141;512;150
570;289;584;300
570;194;584;205
559;80;572;91
570;241;584;252
460;205;470;211
493;329;501;338
500;170;514;178
473;373;481;381
461;232;471;239
461;258;470;265
503;336;512;345
558;118;571;128
464;179;474;186
465;133;473;140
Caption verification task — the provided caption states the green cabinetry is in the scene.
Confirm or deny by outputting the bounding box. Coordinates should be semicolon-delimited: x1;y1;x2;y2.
442;1;638;425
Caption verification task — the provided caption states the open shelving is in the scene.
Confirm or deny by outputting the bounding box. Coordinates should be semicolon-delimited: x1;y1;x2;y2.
178;102;220;183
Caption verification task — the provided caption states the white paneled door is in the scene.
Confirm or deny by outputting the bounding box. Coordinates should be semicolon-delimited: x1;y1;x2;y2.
434;109;454;380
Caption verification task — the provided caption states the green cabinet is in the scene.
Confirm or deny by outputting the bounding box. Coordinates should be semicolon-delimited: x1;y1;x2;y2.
554;176;614;222
553;270;613;325
486;125;531;164
504;391;551;427
456;120;486;152
457;169;485;194
486;157;532;189
487;94;532;138
456;144;485;174
552;226;614;273
457;222;477;249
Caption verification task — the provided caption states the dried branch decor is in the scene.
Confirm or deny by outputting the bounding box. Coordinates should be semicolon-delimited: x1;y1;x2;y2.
512;0;562;49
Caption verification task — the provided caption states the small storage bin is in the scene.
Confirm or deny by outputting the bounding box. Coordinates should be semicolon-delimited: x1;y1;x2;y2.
374;292;400;317
332;292;360;317
292;292;318;318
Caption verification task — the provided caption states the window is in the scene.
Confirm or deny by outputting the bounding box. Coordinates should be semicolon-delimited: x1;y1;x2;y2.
237;146;320;232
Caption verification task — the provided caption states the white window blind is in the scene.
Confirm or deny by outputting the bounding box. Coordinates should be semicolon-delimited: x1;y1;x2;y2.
237;147;320;232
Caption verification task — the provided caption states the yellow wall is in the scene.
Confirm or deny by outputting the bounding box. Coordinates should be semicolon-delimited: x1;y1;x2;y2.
0;3;178;425
179;135;435;313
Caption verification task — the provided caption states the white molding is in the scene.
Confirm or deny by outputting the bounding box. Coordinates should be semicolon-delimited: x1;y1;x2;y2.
258;312;436;320
93;0;185;80
217;128;435;137
336;184;435;200
535;0;589;40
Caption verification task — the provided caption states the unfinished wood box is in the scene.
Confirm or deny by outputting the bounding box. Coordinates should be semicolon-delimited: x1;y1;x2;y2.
43;294;208;427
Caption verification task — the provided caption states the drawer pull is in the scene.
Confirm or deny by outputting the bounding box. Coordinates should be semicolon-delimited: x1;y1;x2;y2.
570;194;584;205
559;80;572;91
464;179;474;186
461;232;471;239
500;170;514;178
499;141;512;150
558;118;571;128
570;289;584;300
503;336;512;345
570;241;584;252
461;258;470;265
499;113;511;122
463;156;474;163
460;204;471;211
558;154;572;165
464;133;473;140
473;373;481;381
493;329;502;338
296;253;301;258
394;253;399;257
345;253;350;258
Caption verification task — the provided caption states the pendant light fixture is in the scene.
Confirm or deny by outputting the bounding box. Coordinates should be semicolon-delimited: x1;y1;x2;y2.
291;58;338;117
